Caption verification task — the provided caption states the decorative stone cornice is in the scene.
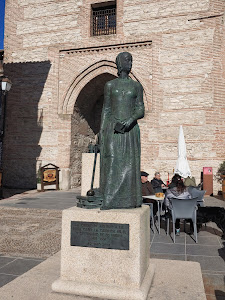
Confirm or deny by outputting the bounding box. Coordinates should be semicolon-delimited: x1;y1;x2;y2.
59;40;152;56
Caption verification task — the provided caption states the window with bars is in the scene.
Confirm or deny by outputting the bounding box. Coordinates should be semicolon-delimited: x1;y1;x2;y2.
91;2;116;36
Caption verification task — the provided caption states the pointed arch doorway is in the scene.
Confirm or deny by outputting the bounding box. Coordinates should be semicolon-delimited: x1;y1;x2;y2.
70;72;116;188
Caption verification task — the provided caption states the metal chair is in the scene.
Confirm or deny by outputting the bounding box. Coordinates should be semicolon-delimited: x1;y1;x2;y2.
166;197;198;243
188;187;206;207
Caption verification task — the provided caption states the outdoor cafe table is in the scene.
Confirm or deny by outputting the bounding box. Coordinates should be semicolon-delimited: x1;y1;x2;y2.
143;195;165;234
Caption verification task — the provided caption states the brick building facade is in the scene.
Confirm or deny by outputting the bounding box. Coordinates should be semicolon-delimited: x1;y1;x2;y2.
3;0;225;193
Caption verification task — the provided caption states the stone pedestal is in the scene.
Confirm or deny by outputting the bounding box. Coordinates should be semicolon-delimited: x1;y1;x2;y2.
52;206;154;300
81;153;100;196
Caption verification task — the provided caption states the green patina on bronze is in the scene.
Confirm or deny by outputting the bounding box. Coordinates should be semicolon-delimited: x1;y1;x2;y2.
100;52;145;209
77;52;145;209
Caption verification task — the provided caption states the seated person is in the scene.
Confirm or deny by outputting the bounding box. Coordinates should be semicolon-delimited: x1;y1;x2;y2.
184;176;203;194
141;171;157;215
184;176;197;188
151;172;166;193
164;179;192;236
168;174;181;189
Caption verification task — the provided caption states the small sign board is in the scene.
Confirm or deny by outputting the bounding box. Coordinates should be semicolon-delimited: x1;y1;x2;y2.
40;163;59;192
203;167;212;175
71;221;129;250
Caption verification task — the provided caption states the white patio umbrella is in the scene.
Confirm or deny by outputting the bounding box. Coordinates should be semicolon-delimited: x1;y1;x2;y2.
174;125;191;178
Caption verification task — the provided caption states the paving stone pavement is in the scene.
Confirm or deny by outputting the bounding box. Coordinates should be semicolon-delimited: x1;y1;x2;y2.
0;190;224;299
150;196;225;300
0;188;80;210
0;256;44;288
0;189;80;289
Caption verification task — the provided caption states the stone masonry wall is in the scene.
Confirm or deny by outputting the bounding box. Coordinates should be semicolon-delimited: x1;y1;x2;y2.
3;0;225;193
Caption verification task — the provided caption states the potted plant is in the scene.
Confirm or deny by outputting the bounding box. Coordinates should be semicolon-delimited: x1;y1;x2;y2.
216;161;225;200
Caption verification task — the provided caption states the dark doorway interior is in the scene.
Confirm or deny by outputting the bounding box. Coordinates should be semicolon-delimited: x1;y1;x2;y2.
70;72;116;188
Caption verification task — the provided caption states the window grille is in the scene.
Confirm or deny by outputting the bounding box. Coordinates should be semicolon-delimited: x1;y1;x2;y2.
92;5;116;36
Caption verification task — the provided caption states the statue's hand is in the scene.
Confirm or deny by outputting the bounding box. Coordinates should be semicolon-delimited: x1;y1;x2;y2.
122;118;133;130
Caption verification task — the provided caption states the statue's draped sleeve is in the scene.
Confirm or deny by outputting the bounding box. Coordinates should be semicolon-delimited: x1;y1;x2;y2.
99;81;112;196
100;82;111;137
132;82;144;122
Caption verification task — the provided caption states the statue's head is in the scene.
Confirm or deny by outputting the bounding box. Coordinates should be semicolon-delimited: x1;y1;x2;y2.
116;52;132;76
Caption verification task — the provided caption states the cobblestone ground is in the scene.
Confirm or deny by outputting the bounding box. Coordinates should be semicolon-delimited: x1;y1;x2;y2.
0;190;224;298
0;207;62;259
0;189;80;288
0;188;79;259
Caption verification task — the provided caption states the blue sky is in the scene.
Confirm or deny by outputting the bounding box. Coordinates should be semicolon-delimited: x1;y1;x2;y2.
0;0;5;49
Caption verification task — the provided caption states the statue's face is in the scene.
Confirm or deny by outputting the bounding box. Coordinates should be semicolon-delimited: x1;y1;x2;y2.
120;53;132;73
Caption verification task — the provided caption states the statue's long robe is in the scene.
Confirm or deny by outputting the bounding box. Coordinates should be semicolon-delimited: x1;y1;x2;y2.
100;77;145;209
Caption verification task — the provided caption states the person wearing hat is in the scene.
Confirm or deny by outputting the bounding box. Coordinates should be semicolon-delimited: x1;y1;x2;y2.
141;171;157;214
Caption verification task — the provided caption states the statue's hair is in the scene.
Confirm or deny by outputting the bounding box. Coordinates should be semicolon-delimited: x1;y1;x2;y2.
115;52;132;76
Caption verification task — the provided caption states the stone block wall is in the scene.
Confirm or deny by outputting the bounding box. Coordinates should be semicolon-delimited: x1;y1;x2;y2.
3;0;225;193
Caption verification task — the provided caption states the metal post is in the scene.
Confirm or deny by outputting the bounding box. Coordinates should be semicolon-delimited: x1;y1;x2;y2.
0;90;6;198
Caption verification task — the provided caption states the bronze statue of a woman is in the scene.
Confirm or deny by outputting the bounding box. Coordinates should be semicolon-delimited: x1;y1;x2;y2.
100;52;145;210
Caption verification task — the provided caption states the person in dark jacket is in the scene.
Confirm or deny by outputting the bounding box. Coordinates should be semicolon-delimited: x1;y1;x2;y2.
141;171;157;215
151;172;166;193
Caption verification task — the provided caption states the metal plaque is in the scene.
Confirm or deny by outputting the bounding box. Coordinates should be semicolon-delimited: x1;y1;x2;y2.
71;221;129;250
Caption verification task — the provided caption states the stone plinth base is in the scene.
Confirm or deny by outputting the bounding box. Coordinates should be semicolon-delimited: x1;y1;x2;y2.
52;206;154;300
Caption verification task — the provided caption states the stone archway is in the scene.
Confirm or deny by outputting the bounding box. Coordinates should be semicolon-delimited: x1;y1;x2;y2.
59;60;149;115
70;72;116;188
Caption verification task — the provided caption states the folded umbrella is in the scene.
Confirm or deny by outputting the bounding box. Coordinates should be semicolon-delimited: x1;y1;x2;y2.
174;125;191;178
